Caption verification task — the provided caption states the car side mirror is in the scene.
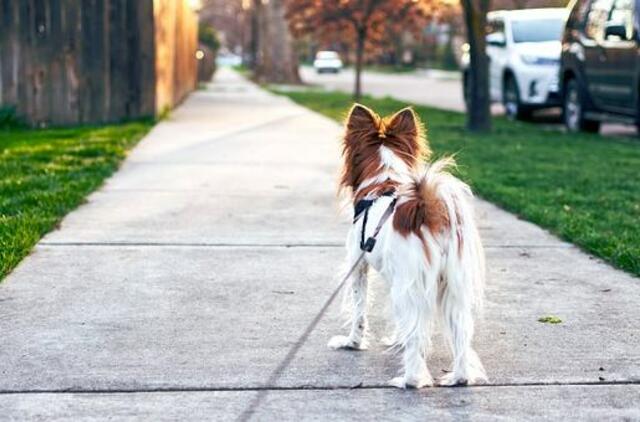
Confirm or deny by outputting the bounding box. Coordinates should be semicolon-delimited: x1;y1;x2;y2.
486;33;507;47
604;22;628;40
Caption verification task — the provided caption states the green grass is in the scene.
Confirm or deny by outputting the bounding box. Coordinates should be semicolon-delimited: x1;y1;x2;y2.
274;89;640;277
232;64;250;77
362;64;419;74
0;106;26;130
0;121;153;280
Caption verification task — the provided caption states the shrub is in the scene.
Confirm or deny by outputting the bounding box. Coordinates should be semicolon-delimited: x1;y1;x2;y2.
0;106;26;129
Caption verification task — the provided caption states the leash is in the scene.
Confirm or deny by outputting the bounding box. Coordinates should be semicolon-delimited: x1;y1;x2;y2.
236;196;398;422
336;196;397;291
237;195;396;422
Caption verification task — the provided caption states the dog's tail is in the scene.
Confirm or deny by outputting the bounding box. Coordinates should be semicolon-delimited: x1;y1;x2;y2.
398;157;485;313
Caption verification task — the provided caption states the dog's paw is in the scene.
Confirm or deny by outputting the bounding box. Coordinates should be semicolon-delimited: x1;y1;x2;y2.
388;374;433;389
438;368;487;387
437;372;468;387
438;369;487;387
327;335;366;351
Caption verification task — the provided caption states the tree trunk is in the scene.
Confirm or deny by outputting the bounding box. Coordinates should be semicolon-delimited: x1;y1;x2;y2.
462;0;491;132
354;27;366;101
253;0;301;84
248;0;259;70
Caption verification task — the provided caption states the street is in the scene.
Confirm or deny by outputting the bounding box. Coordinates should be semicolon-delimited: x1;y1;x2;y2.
300;66;466;112
300;66;638;137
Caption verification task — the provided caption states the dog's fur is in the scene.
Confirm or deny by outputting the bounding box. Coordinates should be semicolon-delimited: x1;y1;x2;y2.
328;104;487;389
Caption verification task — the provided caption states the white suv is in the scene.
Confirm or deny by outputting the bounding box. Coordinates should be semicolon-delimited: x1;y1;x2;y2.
463;8;568;119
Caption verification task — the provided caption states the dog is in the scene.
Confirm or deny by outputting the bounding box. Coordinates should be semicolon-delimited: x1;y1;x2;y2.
328;104;487;389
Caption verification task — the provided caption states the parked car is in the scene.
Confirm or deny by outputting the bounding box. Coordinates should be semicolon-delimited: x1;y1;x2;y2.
462;8;569;120
560;0;639;132
313;51;343;74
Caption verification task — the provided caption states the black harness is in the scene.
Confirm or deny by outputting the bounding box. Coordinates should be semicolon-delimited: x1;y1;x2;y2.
353;190;396;252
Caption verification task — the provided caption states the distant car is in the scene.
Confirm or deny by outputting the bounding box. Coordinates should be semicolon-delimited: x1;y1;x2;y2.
560;0;640;132
313;51;343;74
462;8;569;120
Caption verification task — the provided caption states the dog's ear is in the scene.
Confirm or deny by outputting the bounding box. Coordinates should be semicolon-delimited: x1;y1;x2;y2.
346;104;378;132
387;107;418;137
384;107;430;165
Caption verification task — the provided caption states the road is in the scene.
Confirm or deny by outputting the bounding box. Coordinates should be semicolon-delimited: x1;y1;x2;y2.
300;66;637;137
1;69;638;420
301;66;467;112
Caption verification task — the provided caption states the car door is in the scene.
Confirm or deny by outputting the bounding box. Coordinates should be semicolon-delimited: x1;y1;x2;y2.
598;0;637;112
486;18;507;102
582;0;615;108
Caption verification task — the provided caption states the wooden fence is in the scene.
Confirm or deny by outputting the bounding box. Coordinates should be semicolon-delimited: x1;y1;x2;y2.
154;0;198;114
0;0;198;127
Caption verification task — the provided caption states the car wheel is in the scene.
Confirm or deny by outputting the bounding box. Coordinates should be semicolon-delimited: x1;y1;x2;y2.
563;78;600;133
503;75;531;120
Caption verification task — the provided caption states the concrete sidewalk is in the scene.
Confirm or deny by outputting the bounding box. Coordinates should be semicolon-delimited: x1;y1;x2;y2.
0;68;638;420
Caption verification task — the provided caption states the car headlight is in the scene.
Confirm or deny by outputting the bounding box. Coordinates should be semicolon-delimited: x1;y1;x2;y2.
520;55;559;66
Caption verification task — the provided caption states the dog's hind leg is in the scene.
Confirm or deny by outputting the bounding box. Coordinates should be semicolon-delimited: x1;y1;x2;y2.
328;261;369;351
438;283;487;386
388;274;437;389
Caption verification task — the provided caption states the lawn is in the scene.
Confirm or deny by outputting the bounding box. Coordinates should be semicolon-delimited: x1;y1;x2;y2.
363;64;419;74
274;89;640;277
0;121;153;280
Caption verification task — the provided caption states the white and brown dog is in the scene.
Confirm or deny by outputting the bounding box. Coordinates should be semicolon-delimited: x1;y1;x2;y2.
329;104;487;389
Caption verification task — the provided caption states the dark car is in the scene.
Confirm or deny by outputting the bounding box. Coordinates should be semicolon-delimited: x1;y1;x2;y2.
560;0;640;132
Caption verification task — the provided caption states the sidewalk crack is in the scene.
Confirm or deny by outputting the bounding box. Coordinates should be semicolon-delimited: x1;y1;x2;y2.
0;380;638;395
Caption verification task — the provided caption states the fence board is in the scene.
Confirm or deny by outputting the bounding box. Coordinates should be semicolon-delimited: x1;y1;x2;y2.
154;0;197;114
0;0;197;127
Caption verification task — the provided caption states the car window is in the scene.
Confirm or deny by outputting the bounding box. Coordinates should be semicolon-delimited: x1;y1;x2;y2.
486;18;505;36
566;0;593;31
511;18;566;43
608;0;634;39
576;0;595;25
316;52;338;60
585;0;615;40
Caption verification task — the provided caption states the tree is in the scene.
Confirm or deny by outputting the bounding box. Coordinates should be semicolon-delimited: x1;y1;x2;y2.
198;24;221;82
253;0;301;84
287;0;436;100
461;0;491;132
198;24;221;53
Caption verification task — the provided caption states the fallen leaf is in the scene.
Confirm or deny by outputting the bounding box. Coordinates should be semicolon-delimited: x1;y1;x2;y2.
538;316;562;324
